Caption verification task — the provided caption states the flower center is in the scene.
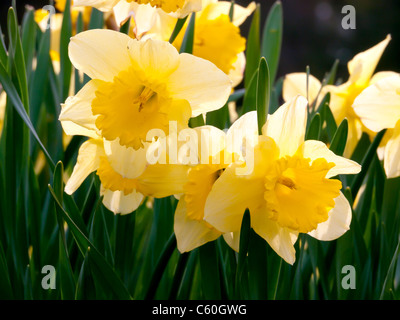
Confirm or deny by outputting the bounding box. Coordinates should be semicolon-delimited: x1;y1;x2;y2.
97;157;138;195
184;165;225;222
91;67;170;150
173;14;246;74
264;155;342;233
127;0;185;13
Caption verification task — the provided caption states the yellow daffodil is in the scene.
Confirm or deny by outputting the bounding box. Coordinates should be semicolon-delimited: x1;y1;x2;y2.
59;29;231;151
74;0;201;18
203;96;361;264
118;0;255;87
66;138;190;213
282;35;392;158
352;74;400;178
172;125;242;252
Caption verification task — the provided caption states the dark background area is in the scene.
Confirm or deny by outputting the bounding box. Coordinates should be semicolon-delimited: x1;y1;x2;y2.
1;0;399;82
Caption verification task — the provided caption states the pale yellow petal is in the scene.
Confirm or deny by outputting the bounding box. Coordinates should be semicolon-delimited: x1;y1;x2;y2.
101;187;144;214
127;38;180;80
166;53;232;117
226;110;258;161
263;95;308;157
384;120;400;179
347;34;391;87
69;29;132;81
251;205;298;265
282;72;321;104
59;80;101;139
103;139;148;179
168;0;202;18
174;196;222;252
352;74;400;132
65;139;105;194
308;192;351;241
137;164;190;197
204;163;266;233
73;0;119;12
298;140;361;178
344;117;364;159
222;231;240;252
113;0;136;26
228;52;246;88
369;71;399;85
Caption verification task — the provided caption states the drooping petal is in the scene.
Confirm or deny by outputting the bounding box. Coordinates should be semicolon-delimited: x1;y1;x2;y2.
352;74;400;132
263;95;308;157
59;79;101;139
298;140;361;178
204;162;266;233
222;231;240;252
174;196;222;252
347;34;391;87
69;29;132;81
113;0;136;26
103;139;148;179
251;205;299;265
65;139;105;194
282;72;322;104
166;53;232;117
384;120;400;179
101;187;144;214
308;192;352;241
137;164;190;197
228;52;246;88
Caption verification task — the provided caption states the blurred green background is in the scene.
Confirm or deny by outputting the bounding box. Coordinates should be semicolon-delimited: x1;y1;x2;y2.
2;0;398;83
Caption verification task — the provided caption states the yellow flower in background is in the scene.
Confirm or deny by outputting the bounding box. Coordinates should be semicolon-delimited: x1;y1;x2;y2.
352;74;400;178
121;0;255;87
204;96;361;264
73;0;201;18
59;29;231;150
282;35;392;158
66;138;190;213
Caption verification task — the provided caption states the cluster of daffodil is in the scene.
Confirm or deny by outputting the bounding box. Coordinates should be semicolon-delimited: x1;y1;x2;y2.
16;0;397;266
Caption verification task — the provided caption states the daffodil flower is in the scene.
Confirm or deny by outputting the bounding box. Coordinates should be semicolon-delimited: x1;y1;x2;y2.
65;138;190;214
73;0;201;18
203;96;361;264
118;0;255;87
59;29;231;151
282;35;392;158
352;74;400;178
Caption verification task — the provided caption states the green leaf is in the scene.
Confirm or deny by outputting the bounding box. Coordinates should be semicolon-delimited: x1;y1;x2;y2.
329;118;348;156
256;57;270;134
235;209;250;298
59;0;73;101
169;17;188;44
261;1;283;83
244;4;260;88
380;237;400;299
248;230;268;299
199;241;222;299
179;13;195;54
0;243;14;299
241;68;258;115
145;234;177;300
306;113;321;141
351;129;386;200
0;61;55;170
48;185;132;299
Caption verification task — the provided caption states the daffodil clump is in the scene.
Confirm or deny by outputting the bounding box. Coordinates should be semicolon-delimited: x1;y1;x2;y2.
2;0;400;301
